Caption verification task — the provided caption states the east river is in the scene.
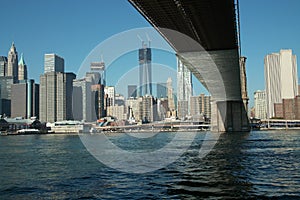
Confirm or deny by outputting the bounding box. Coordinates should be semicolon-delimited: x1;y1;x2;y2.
0;130;299;199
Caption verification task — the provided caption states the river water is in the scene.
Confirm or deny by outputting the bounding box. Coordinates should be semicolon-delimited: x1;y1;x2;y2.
0;131;299;199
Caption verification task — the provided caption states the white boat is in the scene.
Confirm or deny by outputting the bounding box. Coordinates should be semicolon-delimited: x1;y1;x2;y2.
17;129;40;134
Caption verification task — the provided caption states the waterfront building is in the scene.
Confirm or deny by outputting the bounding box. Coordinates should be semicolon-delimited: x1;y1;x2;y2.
156;83;167;98
0;56;7;76
18;53;28;81
40;72;75;122
264;49;298;118
39;54;76;122
128;85;137;98
254;90;267;119
44;54;64;73
177;58;192;119
190;94;211;120
11;80;39;119
7;42;18;83
0;76;13;116
274;96;300;120
139;43;152;96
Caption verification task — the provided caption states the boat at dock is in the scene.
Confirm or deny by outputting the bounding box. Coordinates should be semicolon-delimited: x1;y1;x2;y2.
16;129;40;135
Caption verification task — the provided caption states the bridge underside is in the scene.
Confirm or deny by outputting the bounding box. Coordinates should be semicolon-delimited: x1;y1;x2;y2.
129;0;249;132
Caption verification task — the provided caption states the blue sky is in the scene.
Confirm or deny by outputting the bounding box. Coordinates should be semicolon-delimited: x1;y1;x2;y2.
1;0;300;107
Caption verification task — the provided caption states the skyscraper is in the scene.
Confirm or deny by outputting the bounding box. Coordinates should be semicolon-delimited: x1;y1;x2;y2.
105;86;115;107
18;53;28;81
91;84;105;119
139;43;152;96
0;56;7;76
89;61;106;119
90;62;105;85
254;90;267;119
0;76;13;116
167;77;175;112
7;42;18;83
11;80;39;119
264;49;298;118
177;57;192;118
44;54;64;73
190;94;211;120
39;54;76;122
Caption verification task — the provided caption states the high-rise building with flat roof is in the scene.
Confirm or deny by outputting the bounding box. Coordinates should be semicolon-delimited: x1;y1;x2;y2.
40;54;75;122
7;42;18;83
167;77;175;112
40;72;75;122
190;94;211;120
0;76;13;116
91;84;105;119
265;49;298;118
11;80;39;119
254;90;267;119
44;53;64;73
0;56;7;76
139;43;152;96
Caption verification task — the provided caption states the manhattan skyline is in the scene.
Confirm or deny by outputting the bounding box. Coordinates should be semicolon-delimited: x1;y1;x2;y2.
1;0;300;107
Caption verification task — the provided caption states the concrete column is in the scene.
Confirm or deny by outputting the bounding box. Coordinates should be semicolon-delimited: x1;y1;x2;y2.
211;100;249;132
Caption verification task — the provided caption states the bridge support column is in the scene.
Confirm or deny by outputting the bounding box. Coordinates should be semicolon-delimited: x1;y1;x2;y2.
211;100;250;132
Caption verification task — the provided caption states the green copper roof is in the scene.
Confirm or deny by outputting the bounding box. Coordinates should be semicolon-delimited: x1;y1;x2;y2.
18;53;25;66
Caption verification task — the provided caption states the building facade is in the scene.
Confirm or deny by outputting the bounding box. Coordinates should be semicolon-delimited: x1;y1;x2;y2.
105;86;115;107
190;94;211;120
254;90;267;119
167;77;175;112
11;80;39;119
177;58;193;119
18;53;28;81
7;43;18;83
126;97;143;122
265;49;298;118
91;84;105;119
39;54;75;122
40;72;75;122
0;77;13;116
44;54;64;73
0;56;7;76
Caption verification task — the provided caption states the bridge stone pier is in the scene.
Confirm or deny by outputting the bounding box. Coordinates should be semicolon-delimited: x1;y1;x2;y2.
129;0;250;132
